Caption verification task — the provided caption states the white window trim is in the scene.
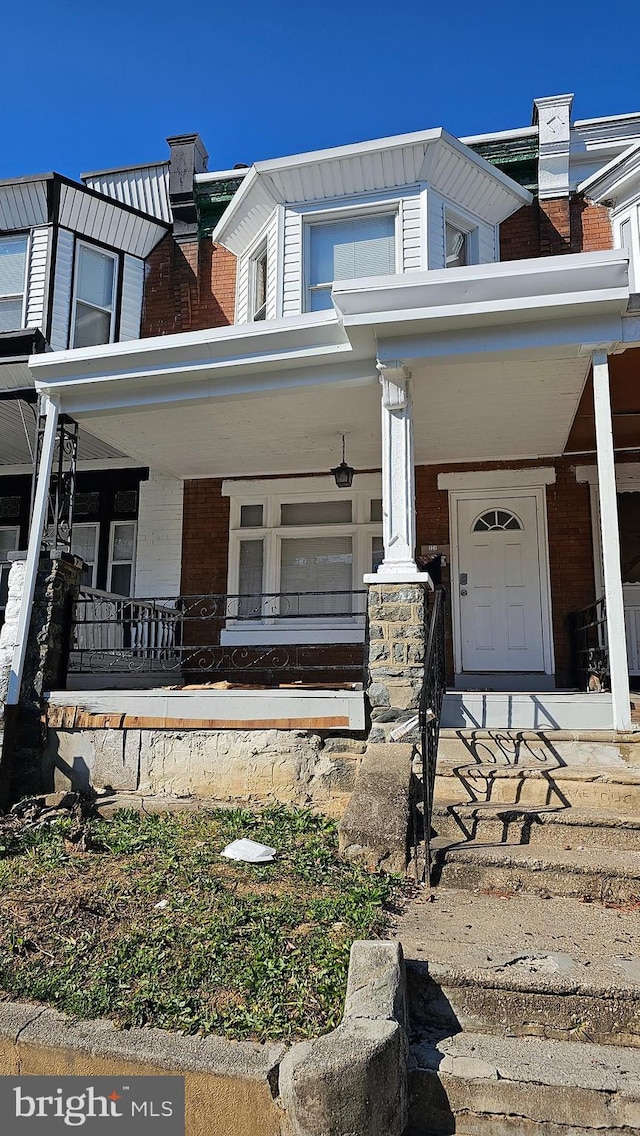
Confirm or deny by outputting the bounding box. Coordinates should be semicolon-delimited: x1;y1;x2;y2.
71;239;118;349
223;477;382;644
302;202;402;314
0;526;20;558
0;232;30;331
444;205;480;268
71;522;99;588
613;204;639;292
249;239;268;322
107;519;137;596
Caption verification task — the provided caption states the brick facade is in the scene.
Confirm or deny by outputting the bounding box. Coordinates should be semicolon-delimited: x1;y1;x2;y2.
415;457;597;686
500;194;613;261
178;459;599;687
181;479;230;596
141;235;236;337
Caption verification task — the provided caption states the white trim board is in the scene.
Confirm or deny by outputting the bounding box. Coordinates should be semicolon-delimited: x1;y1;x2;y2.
438;467;556;491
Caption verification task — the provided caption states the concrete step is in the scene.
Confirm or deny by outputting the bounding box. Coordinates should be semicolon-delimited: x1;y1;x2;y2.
432;842;640;902
408;1029;640;1135
392;889;640;1049
441;690;616;731
434;763;640;813
431;802;640;851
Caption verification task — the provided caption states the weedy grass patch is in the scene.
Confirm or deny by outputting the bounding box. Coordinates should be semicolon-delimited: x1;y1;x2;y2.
0;805;397;1042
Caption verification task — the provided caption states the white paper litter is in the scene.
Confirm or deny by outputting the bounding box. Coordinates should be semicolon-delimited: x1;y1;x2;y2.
154;899;169;909
221;838;277;863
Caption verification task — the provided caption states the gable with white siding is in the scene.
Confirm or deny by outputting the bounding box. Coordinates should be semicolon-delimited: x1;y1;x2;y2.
49;228;75;350
119;255;145;340
25;227;50;331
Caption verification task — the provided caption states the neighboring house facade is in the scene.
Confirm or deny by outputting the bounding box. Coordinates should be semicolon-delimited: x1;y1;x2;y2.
9;92;640;736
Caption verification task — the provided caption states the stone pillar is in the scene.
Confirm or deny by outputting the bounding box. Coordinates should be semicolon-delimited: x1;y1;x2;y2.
366;582;428;743
0;551;83;806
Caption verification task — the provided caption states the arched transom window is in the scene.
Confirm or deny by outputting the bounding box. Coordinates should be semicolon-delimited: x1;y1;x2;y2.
472;508;523;532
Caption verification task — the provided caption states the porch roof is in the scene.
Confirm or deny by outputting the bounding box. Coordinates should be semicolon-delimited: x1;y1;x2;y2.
26;251;636;478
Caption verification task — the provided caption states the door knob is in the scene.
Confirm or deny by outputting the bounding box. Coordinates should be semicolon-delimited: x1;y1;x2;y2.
460;588;468;596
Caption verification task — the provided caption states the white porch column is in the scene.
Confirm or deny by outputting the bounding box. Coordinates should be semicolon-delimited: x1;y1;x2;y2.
592;351;631;732
365;359;430;584
6;396;59;706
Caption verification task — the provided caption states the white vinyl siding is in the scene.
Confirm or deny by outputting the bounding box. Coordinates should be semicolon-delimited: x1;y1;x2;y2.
401;195;423;271
428;190;495;269
235;210;280;325
427;191;446;270
478;221;498;264
25;226;50;330
235;252;251;324
614;205;639;292
265;209;279;321
49;228;75;349
282;210;303;317
134;472;183;598
119;255;145;340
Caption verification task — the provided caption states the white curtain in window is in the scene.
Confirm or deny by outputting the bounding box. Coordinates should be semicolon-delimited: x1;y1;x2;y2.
280;536;352;615
77;245;115;308
309;216;395;287
0;236;28;296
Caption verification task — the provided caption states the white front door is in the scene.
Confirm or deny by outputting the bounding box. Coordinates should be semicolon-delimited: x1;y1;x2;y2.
456;495;546;673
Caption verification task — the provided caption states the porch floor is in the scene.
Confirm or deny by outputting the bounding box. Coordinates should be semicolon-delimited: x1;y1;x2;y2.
46;685;365;732
442;689;619;731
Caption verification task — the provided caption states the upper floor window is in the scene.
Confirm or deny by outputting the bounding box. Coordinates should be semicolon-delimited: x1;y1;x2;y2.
251;243;268;321
445;221;469;269
72;242;117;348
616;206;639;292
306;213;396;311
0;234;28;332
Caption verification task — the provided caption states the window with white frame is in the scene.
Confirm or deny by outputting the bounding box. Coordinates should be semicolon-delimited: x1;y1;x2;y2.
71;523;100;588
615;205;639;292
444;208;479;269
107;521;136;596
250;242;268;321
223;479;383;641
0;234;28;332
306;213;396;311
72;242;118;348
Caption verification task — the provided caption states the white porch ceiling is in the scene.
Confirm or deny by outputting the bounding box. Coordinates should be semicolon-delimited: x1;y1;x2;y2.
75;352;590;480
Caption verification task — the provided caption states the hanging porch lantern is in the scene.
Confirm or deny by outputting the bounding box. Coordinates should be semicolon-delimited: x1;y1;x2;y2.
330;435;355;488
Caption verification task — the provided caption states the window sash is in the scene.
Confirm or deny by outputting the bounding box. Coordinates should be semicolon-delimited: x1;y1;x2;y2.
107;521;136;596
71;522;99;588
307;214;395;310
0;235;28;331
71;242;117;348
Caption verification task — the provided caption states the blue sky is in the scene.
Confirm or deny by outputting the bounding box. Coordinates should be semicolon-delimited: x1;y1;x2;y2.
1;0;638;181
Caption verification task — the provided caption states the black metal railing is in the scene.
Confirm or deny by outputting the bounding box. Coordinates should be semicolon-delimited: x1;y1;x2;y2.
69;588;367;684
416;585;446;885
569;595;609;691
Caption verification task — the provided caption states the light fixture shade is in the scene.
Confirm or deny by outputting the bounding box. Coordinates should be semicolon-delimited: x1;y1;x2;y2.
330;434;355;488
330;460;355;488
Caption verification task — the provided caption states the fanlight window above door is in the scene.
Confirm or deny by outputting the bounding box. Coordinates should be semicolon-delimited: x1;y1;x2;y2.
473;509;522;532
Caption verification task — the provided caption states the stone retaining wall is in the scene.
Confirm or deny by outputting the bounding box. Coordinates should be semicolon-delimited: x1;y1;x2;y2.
45;726;367;817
